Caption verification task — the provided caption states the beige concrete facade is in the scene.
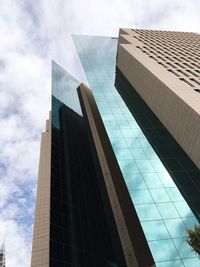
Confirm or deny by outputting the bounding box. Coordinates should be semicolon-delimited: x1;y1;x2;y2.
117;28;200;169
31;114;51;267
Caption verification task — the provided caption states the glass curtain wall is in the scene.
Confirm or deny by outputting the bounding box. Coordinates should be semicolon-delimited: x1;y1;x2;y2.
73;35;199;267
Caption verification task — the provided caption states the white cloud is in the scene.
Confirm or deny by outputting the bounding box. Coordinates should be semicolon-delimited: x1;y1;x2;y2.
0;219;31;267
0;0;199;266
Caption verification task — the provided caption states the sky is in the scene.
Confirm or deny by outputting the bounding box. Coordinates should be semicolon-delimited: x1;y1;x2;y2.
0;0;200;266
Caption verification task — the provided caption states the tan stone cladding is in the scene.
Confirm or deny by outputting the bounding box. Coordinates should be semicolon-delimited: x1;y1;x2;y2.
117;28;200;169
31;115;51;267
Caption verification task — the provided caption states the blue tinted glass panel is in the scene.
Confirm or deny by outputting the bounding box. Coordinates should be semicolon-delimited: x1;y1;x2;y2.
73;35;199;266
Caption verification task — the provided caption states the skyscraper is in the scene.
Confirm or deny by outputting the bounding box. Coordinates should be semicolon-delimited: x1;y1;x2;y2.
31;29;200;267
0;243;5;267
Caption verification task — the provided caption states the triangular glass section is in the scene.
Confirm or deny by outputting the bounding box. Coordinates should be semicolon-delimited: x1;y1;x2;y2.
52;61;82;129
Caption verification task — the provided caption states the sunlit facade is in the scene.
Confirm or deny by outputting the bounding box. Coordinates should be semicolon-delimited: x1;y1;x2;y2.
31;29;200;267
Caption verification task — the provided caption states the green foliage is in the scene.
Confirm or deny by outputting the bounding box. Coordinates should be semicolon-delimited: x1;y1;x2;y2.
186;224;200;256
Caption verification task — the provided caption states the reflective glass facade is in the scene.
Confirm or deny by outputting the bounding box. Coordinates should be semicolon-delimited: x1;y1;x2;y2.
52;61;82;130
50;61;126;266
73;35;200;267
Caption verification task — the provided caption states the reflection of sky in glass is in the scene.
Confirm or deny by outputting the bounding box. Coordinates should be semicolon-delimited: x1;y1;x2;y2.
73;35;199;267
52;60;81;129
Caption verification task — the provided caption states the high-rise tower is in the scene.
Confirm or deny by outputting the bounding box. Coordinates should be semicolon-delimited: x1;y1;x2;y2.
31;29;200;267
117;29;200;169
0;243;5;267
